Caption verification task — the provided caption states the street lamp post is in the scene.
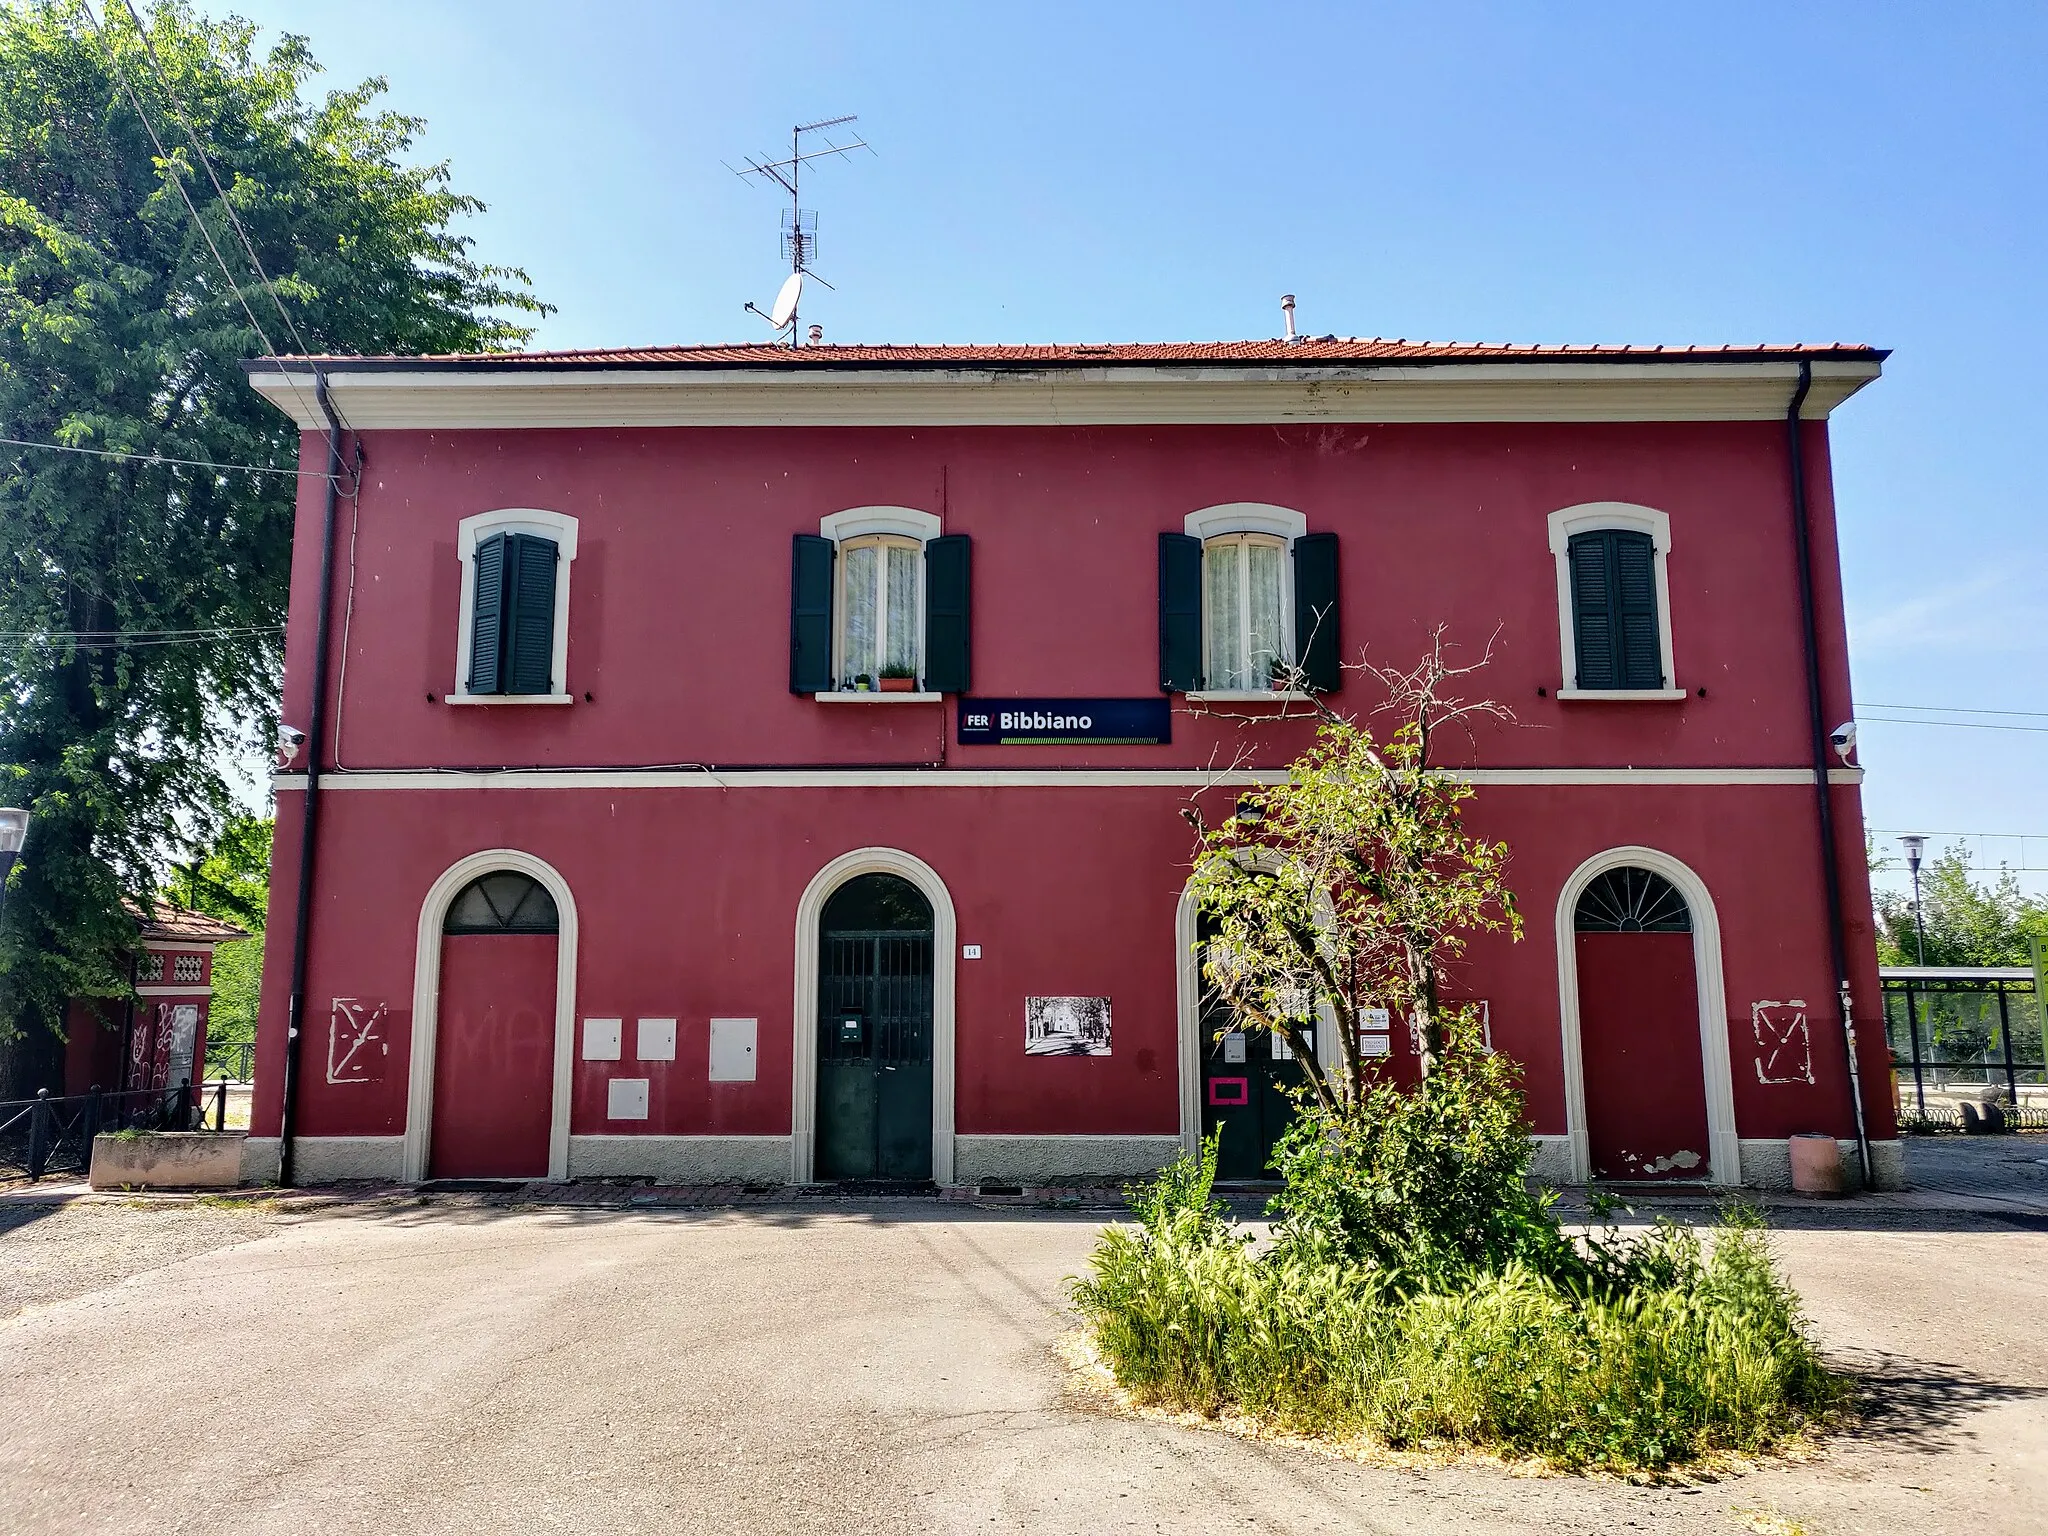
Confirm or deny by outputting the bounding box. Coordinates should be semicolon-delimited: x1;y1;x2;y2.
1899;834;1927;966
0;807;29;920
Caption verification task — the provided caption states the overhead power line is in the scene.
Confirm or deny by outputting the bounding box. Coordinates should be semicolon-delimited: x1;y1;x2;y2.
0;625;283;647
1863;703;2048;720
0;434;337;480
1859;715;2048;735
116;0;318;363
78;3;329;436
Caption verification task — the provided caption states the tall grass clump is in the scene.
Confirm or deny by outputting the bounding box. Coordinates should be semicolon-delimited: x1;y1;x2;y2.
1070;1038;1842;1472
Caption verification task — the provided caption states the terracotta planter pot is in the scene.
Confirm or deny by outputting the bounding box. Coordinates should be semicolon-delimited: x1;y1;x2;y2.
1788;1132;1845;1196
879;676;916;693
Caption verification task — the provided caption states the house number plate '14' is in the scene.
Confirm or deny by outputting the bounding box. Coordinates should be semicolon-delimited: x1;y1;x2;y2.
957;698;1171;746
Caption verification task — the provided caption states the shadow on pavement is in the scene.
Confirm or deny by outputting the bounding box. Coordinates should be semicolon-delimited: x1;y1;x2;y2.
1835;1351;2048;1455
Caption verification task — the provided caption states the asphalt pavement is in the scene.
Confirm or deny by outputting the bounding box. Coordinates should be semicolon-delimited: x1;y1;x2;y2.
1;1174;2044;1535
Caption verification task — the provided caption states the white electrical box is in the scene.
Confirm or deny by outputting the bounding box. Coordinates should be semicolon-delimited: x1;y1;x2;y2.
709;1017;758;1082
582;1017;623;1061
606;1077;649;1120
636;1017;677;1061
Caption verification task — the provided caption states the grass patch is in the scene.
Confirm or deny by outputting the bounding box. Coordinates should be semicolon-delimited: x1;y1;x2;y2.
1069;1145;1843;1474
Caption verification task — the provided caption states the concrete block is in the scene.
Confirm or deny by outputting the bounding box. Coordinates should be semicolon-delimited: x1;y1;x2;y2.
90;1131;246;1190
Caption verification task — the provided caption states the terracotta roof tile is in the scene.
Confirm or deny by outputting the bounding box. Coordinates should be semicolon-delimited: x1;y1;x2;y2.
260;338;1887;370
123;898;249;943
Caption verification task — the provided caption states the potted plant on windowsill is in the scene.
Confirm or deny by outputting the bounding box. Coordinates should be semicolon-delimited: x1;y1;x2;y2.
879;666;918;693
850;674;873;693
1269;656;1294;692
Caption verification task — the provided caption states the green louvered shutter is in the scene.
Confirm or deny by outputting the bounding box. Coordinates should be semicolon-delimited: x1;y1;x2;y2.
790;534;835;693
467;531;508;694
924;534;971;694
1568;531;1615;689
1569;529;1662;690
1292;532;1341;693
1159;532;1203;692
1613;530;1663;688
505;533;559;695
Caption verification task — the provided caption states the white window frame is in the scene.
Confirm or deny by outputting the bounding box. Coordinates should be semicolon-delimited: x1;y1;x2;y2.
1547;502;1685;702
1182;503;1311;702
450;507;579;705
816;506;941;703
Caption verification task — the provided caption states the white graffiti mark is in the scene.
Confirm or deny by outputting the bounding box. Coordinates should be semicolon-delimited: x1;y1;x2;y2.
327;998;390;1084
1752;1000;1814;1085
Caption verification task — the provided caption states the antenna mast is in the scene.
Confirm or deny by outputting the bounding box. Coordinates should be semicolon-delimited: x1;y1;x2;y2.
729;115;873;346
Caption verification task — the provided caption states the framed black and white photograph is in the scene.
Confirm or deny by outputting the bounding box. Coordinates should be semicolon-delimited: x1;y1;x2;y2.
1025;996;1112;1057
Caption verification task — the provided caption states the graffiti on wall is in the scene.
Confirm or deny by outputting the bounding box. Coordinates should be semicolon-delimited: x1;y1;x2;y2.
328;998;391;1084
1752;1000;1814;1085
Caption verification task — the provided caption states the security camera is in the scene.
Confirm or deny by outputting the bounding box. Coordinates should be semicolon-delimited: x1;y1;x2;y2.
1829;721;1857;762
277;724;307;751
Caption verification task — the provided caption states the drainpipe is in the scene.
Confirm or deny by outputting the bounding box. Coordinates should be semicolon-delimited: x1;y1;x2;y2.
277;368;346;1188
1785;360;1873;1190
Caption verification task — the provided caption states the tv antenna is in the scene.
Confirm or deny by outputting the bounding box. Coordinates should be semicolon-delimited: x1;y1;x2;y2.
729;115;873;346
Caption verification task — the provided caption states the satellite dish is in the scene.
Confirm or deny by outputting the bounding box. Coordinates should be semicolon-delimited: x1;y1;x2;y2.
770;271;804;329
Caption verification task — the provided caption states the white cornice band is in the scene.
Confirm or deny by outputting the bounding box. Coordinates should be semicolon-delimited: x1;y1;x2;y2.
272;766;1864;792
248;360;1880;432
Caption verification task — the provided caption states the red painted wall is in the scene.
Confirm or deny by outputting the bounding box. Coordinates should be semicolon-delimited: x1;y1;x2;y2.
248;777;1894;1149
276;420;1853;776
250;412;1894;1161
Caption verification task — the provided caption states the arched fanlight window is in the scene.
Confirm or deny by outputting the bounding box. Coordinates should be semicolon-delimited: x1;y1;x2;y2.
1573;867;1692;933
444;871;560;935
821;872;932;934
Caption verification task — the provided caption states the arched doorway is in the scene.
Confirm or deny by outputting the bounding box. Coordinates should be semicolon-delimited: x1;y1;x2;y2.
428;870;560;1180
1572;866;1712;1182
814;873;936;1182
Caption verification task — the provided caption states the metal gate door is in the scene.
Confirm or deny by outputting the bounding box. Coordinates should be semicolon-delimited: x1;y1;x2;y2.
1197;920;1306;1181
817;929;934;1181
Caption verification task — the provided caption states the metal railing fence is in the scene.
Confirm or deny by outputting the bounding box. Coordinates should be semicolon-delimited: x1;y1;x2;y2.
203;1041;254;1083
0;1080;235;1182
1881;967;2048;1131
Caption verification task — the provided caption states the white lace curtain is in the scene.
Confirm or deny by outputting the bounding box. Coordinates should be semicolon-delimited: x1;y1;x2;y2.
1205;535;1286;689
841;538;920;683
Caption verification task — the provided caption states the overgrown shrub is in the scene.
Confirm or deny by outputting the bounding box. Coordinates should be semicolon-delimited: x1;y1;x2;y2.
1072;1147;1839;1470
1071;1039;1841;1471
1267;1014;1586;1292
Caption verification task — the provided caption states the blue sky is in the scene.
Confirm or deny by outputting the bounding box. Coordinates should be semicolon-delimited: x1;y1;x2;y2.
219;1;2048;892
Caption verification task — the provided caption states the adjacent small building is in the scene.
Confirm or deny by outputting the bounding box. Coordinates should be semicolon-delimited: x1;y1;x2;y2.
61;900;247;1099
240;338;1902;1190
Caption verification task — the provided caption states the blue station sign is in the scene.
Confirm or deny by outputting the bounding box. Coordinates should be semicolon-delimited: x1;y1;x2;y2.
957;698;1172;746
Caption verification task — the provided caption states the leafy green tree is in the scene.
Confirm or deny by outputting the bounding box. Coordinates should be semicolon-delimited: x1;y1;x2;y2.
171;812;266;1065
1875;843;2048;967
0;1;545;1087
1185;633;1522;1103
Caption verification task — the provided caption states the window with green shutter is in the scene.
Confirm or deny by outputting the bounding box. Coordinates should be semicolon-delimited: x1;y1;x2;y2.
467;531;559;696
1568;528;1663;689
791;514;970;696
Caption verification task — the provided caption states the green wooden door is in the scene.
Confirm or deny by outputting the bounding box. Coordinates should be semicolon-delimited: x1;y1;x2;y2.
1197;919;1308;1181
816;874;935;1182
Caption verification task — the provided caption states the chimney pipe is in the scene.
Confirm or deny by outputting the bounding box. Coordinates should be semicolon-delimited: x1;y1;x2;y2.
807;324;823;345
1280;294;1298;342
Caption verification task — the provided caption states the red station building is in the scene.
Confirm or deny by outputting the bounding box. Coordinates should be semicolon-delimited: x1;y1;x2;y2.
239;338;1901;1192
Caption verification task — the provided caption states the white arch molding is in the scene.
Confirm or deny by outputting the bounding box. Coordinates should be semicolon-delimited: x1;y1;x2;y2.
790;847;958;1185
403;849;580;1182
1174;883;1203;1157
1554;846;1738;1185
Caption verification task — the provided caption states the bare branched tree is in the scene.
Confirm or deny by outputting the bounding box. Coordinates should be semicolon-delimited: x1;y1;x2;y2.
1184;628;1521;1106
